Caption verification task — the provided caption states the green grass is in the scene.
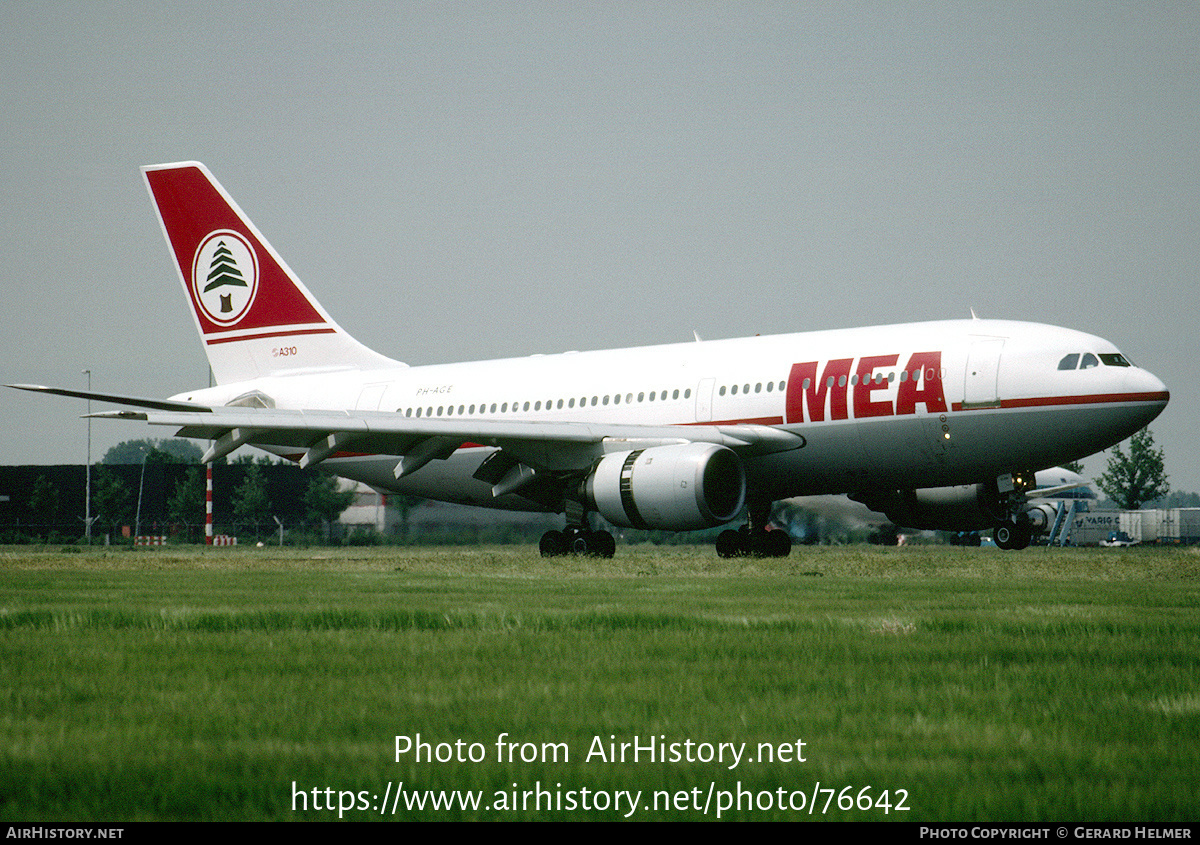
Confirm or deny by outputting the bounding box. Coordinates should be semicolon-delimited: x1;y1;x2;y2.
2;544;1198;820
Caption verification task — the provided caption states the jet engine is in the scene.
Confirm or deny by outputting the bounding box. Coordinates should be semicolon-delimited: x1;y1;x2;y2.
852;482;1012;532
1021;502;1059;534
585;443;745;531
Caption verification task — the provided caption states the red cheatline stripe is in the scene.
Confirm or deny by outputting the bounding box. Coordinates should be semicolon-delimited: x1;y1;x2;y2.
205;327;337;345
952;391;1169;412
691;416;784;427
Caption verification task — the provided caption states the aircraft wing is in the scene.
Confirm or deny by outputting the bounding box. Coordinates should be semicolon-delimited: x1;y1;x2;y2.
87;406;806;477
1027;482;1088;499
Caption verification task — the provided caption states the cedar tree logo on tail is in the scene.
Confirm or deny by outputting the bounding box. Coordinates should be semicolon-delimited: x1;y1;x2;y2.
192;230;258;325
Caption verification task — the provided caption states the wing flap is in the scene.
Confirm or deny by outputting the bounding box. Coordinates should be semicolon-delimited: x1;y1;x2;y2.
86;407;806;473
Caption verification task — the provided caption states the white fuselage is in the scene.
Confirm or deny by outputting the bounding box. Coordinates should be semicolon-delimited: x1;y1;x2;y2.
171;318;1169;513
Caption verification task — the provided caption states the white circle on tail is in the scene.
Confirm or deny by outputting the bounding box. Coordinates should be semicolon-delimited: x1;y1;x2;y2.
191;230;259;326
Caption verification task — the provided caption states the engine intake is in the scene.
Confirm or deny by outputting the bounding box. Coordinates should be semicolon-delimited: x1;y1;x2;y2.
586;443;745;531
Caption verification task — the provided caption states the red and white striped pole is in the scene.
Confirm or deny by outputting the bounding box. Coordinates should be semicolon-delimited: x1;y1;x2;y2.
205;463;213;546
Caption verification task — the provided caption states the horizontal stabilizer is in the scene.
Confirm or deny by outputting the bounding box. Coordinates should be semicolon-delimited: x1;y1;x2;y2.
7;384;211;413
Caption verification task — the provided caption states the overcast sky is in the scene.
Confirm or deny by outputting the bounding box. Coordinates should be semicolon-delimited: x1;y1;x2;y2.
2;1;1196;491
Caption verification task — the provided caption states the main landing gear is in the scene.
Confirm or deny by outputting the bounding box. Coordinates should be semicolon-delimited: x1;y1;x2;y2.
540;524;616;558
539;498;616;558
715;499;792;558
715;525;792;558
540;501;794;560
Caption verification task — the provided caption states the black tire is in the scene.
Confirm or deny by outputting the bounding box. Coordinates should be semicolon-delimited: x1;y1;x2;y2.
566;527;590;555
995;523;1032;551
766;529;792;558
540;529;568;557
994;525;1014;550
716;529;742;558
590;530;616;559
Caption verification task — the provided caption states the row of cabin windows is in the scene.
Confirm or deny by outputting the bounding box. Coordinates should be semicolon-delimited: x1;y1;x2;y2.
719;381;786;396
791;368;945;392
396;367;953;419
399;387;693;419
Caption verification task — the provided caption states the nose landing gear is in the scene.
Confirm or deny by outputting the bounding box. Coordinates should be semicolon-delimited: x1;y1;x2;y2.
993;520;1033;550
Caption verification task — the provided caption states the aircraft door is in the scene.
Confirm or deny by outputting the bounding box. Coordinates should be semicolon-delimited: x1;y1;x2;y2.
355;383;388;411
962;338;1004;409
695;378;715;422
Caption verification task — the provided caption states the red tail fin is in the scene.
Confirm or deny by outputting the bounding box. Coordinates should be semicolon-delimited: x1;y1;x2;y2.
142;162;401;384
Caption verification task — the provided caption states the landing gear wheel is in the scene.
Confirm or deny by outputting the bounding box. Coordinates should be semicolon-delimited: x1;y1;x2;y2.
716;529;742;558
765;529;792;558
994;523;1032;551
994;525;1014;550
553;526;616;558
715;527;791;558
566;526;590;555
749;529;792;558
589;530;616;559
540;530;569;557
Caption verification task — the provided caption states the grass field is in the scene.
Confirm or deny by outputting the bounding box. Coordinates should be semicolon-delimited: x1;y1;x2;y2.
2;543;1198;821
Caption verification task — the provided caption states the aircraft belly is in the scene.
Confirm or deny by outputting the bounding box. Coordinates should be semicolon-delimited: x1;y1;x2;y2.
748;396;1156;499
745;422;865;498
948;401;1163;472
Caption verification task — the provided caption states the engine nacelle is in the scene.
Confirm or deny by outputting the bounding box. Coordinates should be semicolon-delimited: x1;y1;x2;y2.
853;483;1010;532
855;481;1058;536
585;443;745;531
1023;502;1059;533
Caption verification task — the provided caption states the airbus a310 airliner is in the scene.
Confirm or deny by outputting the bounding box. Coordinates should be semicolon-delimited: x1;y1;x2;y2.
11;162;1169;557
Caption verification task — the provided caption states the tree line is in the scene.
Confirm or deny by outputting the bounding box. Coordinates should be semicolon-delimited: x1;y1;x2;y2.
1;439;354;544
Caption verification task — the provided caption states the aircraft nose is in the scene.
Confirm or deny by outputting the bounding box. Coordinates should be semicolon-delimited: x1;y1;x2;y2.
1124;365;1169;427
1138;367;1169;405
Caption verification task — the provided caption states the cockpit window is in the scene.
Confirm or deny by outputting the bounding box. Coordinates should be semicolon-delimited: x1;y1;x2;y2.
1060;351;1132;371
